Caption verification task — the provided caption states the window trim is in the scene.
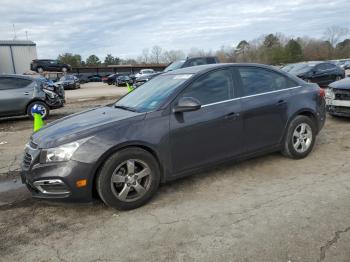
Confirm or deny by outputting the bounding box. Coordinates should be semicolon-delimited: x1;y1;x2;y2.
237;65;299;97
202;85;301;108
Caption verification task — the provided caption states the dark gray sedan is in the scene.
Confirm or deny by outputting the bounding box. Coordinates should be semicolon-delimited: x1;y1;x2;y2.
21;64;326;210
0;75;65;119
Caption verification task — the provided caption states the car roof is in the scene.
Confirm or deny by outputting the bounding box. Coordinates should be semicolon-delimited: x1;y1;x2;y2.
0;74;36;80
161;63;280;75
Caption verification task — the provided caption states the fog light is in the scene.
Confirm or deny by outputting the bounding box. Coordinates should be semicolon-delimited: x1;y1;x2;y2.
76;179;87;188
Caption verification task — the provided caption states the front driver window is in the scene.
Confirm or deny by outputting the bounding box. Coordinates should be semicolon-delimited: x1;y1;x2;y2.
180;69;232;105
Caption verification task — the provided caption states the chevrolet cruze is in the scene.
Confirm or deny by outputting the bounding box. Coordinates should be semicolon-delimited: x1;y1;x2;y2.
21;64;326;210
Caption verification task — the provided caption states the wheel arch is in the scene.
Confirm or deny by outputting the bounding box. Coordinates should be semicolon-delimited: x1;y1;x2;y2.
91;143;165;199
281;109;319;144
25;99;48;114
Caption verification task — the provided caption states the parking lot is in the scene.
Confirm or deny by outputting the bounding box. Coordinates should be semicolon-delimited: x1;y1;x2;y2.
0;83;349;261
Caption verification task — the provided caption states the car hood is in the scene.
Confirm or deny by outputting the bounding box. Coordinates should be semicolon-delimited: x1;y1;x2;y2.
31;106;145;148
56;80;74;85
329;77;350;89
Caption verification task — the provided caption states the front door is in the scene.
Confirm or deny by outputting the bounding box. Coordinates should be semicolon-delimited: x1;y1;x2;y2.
169;68;244;174
0;77;34;116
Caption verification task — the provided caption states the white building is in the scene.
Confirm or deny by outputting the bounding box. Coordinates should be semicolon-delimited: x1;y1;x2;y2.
0;40;37;74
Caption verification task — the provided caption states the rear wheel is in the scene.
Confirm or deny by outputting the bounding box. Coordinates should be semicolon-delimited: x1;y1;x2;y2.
282;115;316;159
27;101;49;120
97;148;160;210
335;75;342;81
62;67;68;73
36;67;44;73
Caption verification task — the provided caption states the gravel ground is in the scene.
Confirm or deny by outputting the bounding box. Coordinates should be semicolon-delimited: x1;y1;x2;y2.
0;89;350;261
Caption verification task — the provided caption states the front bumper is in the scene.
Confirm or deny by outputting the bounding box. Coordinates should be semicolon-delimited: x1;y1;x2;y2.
21;145;95;202
326;98;350;117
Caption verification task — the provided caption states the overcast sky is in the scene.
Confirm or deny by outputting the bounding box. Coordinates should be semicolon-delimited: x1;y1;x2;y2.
0;0;349;60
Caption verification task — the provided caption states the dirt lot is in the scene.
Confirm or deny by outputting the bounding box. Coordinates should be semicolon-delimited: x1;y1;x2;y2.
0;84;350;261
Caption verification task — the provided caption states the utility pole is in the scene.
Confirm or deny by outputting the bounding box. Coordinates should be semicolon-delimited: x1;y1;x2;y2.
13;24;17;40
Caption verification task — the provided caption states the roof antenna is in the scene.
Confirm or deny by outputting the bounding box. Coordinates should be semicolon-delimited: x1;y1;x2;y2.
13;24;17;40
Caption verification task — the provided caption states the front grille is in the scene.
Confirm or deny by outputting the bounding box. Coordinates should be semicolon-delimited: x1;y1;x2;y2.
333;106;350;114
334;89;350;101
23;153;32;168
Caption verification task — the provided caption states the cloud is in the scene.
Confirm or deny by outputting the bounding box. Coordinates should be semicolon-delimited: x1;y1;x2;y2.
0;0;349;59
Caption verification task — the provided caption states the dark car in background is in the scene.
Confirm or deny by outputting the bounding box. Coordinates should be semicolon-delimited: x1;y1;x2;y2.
56;75;80;90
103;74;118;85
134;56;220;87
116;75;132;86
74;74;89;84
87;75;102;82
282;61;344;87
21;63;325;210
326;77;350;117
0;75;64;119
30;59;71;73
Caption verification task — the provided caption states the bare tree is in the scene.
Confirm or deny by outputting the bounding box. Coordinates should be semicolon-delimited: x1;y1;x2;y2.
141;48;150;64
150;45;163;64
324;26;349;47
162;50;186;63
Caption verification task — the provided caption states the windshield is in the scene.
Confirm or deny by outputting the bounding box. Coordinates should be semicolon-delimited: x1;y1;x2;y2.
164;60;186;72
115;74;192;112
281;64;295;72
287;63;316;75
60;75;73;81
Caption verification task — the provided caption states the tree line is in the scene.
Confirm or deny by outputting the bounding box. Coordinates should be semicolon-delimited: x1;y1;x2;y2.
57;26;350;67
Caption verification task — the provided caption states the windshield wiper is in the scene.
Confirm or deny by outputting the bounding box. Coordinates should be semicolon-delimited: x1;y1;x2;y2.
114;105;137;112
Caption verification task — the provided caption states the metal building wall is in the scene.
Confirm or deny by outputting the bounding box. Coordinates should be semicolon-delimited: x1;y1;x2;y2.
0;46;14;74
0;41;37;74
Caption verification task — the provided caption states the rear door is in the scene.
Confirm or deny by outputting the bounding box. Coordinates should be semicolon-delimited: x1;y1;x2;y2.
169;68;244;174
237;66;298;153
0;77;34;116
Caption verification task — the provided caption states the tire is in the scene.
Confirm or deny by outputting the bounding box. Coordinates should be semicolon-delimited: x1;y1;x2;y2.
335;76;342;81
62;67;68;73
27;101;50;120
282;115;316;159
36;67;44;73
96;148;160;210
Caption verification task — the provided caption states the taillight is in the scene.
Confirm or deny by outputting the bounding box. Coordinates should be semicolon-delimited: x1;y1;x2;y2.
319;88;325;98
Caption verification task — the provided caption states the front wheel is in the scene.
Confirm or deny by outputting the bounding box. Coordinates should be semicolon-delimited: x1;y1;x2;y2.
97;148;160;210
282;115;316;159
27;101;49;120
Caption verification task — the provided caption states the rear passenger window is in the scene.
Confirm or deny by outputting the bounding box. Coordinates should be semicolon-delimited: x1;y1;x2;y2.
238;67;297;96
181;69;232;105
0;78;32;90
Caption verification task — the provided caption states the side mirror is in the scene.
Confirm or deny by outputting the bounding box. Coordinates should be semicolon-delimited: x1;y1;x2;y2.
173;97;201;113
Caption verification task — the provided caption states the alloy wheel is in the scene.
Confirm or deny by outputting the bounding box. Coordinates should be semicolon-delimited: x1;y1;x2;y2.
292;123;313;153
110;159;152;202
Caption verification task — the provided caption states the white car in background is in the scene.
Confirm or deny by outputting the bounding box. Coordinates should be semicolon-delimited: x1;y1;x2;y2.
135;69;155;78
326;77;350;117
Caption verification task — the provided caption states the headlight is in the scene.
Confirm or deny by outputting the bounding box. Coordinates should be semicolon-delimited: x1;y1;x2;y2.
43;89;57;99
325;88;335;99
40;138;90;163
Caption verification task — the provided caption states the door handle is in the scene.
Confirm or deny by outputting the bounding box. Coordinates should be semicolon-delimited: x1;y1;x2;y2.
24;92;30;95
224;112;240;120
276;100;286;106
